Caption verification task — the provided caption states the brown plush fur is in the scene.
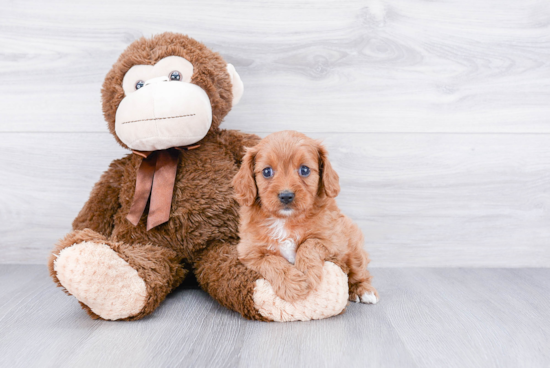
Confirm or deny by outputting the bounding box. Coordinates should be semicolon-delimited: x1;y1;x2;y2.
233;131;378;303
48;33;268;321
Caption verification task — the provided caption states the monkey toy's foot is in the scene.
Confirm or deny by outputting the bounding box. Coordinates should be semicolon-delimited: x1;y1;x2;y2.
53;241;147;320
50;229;188;321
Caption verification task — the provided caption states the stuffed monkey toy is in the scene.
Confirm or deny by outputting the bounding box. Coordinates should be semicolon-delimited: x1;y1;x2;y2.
48;33;349;322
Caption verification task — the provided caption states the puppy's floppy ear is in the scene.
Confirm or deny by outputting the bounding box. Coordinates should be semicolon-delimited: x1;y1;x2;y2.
232;146;258;206
317;142;340;198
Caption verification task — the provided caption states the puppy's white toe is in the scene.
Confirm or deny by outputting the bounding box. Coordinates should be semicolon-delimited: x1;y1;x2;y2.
360;291;379;304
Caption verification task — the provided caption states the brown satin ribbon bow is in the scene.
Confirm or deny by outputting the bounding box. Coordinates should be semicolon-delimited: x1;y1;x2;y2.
127;145;200;231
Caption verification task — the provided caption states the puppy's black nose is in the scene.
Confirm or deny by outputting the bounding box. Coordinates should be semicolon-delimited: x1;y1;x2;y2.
278;191;295;205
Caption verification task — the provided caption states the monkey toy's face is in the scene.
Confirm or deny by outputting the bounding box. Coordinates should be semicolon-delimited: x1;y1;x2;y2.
101;33;243;151
116;56;213;151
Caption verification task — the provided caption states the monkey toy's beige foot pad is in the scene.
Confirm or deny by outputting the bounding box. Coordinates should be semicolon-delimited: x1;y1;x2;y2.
253;262;349;322
53;242;147;320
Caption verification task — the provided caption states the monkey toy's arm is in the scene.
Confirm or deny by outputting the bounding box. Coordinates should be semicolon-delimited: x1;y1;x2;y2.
72;157;127;237
217;130;261;167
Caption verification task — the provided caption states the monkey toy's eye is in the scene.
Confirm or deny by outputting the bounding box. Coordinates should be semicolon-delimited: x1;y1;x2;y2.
262;167;274;178
299;165;310;177
135;80;144;90
169;71;181;81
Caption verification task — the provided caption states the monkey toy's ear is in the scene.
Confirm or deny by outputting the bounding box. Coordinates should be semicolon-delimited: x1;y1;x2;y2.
226;64;244;106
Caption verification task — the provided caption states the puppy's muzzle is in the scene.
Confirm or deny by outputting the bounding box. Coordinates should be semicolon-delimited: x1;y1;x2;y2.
278;191;295;205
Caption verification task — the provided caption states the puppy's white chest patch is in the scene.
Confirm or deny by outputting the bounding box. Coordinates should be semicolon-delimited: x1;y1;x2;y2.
279;239;297;264
266;218;297;264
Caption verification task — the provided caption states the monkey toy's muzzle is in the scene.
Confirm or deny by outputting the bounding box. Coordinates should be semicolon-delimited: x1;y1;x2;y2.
115;76;212;151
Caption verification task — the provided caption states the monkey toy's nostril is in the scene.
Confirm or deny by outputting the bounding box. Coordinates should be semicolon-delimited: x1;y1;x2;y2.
278;191;295;205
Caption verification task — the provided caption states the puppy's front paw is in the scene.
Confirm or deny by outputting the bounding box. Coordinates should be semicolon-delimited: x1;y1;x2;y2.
273;267;311;302
295;258;324;291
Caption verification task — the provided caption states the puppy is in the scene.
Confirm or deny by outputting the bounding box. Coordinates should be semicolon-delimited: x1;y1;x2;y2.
233;130;378;304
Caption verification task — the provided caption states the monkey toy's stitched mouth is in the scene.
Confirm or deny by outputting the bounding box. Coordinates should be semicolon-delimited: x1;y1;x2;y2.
121;114;196;125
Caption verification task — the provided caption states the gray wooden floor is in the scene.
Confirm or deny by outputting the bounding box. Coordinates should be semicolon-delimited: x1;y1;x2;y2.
1;266;548;368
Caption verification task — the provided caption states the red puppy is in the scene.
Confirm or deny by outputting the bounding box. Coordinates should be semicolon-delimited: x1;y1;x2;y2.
233;130;379;304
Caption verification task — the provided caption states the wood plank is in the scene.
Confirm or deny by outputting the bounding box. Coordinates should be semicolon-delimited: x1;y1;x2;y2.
0;133;127;264
1;266;549;367
1;132;548;266
0;266;104;368
380;268;550;368
239;294;416;368
59;292;248;368
1;0;549;133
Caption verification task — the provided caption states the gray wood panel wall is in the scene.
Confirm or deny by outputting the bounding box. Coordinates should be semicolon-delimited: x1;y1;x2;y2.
1;0;549;266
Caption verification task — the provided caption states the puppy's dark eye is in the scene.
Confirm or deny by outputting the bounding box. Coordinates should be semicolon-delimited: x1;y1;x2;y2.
299;165;310;177
169;71;181;81
262;167;274;178
135;80;144;90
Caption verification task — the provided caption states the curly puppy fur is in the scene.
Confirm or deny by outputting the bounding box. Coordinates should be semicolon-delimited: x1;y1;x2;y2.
48;33;270;321
233;131;378;303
